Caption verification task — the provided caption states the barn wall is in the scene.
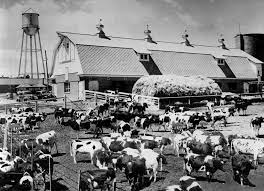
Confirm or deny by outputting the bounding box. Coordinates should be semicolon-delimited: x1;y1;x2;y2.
83;76;140;93
52;73;81;101
214;78;255;93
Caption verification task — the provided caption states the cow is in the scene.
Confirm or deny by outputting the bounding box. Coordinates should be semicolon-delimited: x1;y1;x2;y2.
33;150;54;184
18;172;34;191
231;138;264;165
92;150;111;170
184;153;225;182
250;116;264;137
187;140;213;156
173;131;192;157
70;139;103;164
54;107;76;124
0;148;12;161
79;168;116;191
116;154;146;190
231;153;256;186
36;130;58;154
140;149;160;182
234;98;249;116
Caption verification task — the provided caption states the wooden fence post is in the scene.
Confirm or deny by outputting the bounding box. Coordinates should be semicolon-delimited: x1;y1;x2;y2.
31;142;34;171
5;105;7;114
78;170;81;191
188;98;191;105
94;93;97;105
3;122;9;150
64;94;67;108
49;156;52;191
10;126;13;156
35;101;38;112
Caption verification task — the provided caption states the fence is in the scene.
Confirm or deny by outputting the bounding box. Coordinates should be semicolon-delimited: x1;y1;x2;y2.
85;90;160;110
159;94;221;109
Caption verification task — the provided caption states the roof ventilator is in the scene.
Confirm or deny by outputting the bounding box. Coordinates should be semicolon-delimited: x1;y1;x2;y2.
144;24;157;44
96;19;111;40
218;34;228;50
181;30;193;47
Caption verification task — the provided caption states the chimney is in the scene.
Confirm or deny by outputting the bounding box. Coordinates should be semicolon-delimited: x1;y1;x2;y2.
96;19;111;40
182;30;193;47
218;34;228;50
144;25;157;44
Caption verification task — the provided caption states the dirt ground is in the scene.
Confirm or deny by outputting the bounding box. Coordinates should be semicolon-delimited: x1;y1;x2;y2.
2;102;264;191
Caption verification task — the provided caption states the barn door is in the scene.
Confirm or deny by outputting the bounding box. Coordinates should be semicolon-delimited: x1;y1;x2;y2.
89;80;99;91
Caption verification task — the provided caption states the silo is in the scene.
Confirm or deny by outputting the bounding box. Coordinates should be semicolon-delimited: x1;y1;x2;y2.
235;33;264;62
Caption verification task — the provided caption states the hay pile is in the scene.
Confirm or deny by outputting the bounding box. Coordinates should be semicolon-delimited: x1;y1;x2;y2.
132;75;222;97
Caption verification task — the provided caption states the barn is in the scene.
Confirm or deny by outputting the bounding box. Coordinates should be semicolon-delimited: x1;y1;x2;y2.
50;24;263;101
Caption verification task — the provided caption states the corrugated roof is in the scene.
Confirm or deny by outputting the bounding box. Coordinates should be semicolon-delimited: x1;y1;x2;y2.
150;50;226;78
225;56;257;79
76;45;149;76
58;32;263;64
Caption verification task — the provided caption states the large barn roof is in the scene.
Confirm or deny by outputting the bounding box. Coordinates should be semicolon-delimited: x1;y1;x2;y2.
76;45;149;77
56;32;261;79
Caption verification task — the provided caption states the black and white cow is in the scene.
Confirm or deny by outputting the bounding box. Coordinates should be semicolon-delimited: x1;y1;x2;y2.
70;139;103;164
250;116;264;137
231;153;256;186
184;153;225;182
54;107;76;124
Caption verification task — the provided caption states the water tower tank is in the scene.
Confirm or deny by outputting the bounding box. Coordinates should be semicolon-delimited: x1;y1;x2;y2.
22;12;39;36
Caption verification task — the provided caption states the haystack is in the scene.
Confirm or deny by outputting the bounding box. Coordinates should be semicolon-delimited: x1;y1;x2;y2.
132;75;222;97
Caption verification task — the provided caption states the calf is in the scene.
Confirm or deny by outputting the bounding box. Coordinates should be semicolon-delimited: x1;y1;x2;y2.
184;153;225;182
250;116;264;137
231;154;256;186
70;139;103;164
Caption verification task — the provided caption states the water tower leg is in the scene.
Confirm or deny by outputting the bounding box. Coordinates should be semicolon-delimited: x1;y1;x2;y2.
24;35;28;78
18;32;24;77
37;31;46;79
34;34;39;79
30;35;33;78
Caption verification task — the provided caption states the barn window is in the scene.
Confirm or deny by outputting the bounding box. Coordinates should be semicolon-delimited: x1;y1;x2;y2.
139;53;149;61
64;82;70;93
217;59;225;65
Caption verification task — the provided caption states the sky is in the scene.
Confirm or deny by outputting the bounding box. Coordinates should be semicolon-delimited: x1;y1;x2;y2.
0;0;264;76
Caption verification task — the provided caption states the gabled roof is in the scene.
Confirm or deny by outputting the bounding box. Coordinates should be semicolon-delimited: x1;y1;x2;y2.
76;45;149;77
56;32;261;79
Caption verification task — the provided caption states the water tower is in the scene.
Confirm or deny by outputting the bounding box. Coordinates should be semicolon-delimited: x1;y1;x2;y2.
18;8;47;79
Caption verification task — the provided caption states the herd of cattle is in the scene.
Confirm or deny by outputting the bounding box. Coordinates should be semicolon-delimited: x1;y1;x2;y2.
0;97;264;190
